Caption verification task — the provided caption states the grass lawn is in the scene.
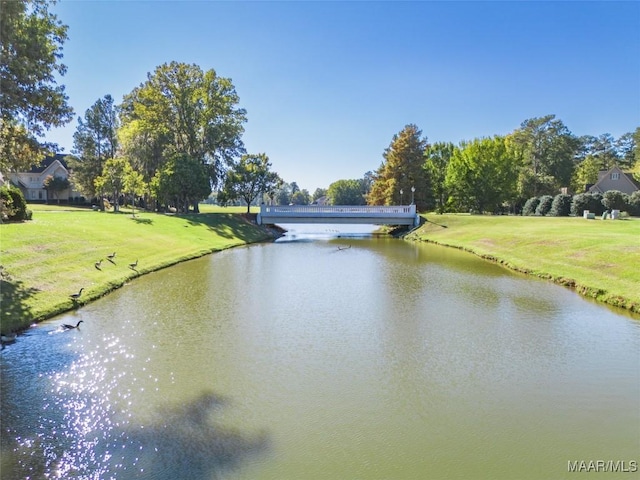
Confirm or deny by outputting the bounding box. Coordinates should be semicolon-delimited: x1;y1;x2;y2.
1;206;274;332
408;214;640;313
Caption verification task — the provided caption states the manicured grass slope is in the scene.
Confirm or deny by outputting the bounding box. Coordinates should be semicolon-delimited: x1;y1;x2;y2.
408;214;640;313
1;209;272;331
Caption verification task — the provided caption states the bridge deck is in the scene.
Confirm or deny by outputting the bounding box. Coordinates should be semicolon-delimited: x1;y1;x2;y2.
258;205;419;226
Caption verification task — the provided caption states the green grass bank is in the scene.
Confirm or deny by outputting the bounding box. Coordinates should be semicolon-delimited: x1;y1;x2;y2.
406;214;640;314
0;205;275;333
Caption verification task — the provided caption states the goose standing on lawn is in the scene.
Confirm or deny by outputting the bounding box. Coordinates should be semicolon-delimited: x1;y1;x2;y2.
129;259;138;270
70;288;84;301
107;252;116;264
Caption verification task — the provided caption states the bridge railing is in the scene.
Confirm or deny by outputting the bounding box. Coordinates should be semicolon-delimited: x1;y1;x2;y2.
258;204;419;226
260;205;416;215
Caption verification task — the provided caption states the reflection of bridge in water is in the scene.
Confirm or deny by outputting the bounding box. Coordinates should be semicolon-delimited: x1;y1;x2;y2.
257;204;420;226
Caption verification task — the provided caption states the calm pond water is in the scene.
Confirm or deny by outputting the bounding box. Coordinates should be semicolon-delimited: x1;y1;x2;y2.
1;226;639;479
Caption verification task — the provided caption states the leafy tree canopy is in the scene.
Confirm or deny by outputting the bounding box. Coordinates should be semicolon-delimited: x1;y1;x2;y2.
445;136;518;213
151;153;212;213
42;174;69;204
218;153;282;213
327;179;366;205
120;62;247;197
424;141;454;213
0;0;73;172
509;115;579;198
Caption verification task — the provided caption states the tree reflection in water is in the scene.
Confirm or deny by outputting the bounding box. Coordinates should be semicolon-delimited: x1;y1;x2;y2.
3;391;268;480
126;391;269;479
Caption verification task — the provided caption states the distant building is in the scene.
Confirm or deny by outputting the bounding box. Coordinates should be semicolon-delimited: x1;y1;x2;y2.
9;154;80;202
587;165;639;195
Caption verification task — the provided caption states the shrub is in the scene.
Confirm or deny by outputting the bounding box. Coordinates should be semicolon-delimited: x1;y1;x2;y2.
588;192;605;215
535;195;554;216
0;185;29;222
522;197;540;216
602;190;628;212
627;191;640;216
571;193;589;216
571;192;606;216
549;194;572;216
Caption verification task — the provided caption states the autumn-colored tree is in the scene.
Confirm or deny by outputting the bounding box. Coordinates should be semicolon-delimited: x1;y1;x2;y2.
368;124;429;210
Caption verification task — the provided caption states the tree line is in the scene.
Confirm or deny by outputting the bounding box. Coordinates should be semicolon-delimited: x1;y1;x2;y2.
2;0;638;218
366;121;639;214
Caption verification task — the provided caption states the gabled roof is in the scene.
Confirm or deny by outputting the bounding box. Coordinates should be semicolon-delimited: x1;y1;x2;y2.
27;154;69;173
588;165;639;194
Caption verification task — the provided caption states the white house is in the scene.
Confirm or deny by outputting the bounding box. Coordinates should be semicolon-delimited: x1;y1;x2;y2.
9;154;79;202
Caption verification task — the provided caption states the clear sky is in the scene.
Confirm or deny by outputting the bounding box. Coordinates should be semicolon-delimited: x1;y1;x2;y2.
47;0;640;193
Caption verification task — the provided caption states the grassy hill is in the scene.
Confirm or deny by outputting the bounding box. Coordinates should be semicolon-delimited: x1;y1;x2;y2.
1;205;273;332
407;214;640;314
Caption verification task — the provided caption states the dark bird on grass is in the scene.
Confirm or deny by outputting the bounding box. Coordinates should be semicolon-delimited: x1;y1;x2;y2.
62;320;84;330
107;252;116;264
129;259;138;270
69;288;84;301
95;259;103;270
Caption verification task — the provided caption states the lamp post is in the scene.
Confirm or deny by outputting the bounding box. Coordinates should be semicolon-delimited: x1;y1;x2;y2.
400;189;403;205
411;186;415;205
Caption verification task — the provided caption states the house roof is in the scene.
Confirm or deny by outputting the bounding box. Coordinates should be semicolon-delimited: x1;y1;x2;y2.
27;154;69;173
588;165;639;194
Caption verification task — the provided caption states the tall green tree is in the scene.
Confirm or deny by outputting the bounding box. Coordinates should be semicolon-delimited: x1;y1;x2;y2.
615;130;637;170
577;133;619;170
327;179;367;205
94;157;129;212
424;141;454;213
368;124;429;210
123;166;146;216
120;62;247;211
69;95;119;202
570;155;602;192
509;115;579;198
291;189;310;205
217;153;282;213
275;182;292;205
0;0;74;172
151;153;213;213
445;136;518;213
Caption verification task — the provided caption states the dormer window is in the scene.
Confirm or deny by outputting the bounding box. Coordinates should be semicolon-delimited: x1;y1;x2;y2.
610;172;620;180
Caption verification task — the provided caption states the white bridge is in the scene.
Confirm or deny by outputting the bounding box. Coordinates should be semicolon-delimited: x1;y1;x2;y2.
257;204;420;226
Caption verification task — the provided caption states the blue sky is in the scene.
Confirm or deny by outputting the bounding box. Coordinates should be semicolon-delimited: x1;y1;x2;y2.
47;0;640;193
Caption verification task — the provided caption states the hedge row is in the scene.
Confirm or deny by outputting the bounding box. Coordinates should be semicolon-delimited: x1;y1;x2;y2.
522;190;640;217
